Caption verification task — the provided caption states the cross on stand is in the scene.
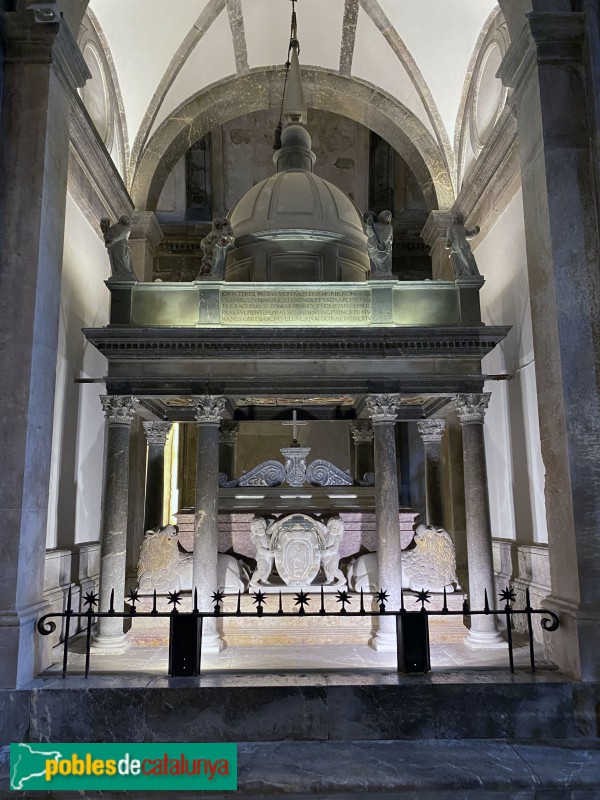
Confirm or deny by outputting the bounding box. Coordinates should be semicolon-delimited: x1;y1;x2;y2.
282;409;308;445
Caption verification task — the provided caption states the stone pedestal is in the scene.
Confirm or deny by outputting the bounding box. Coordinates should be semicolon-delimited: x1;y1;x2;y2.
192;396;227;652
455;395;504;649
421;211;454;280
417;419;446;527
0;11;89;688
219;421;239;483
93;396;138;653
129;212;163;281
499;11;600;678
143;422;171;531
366;395;403;651
350;420;374;483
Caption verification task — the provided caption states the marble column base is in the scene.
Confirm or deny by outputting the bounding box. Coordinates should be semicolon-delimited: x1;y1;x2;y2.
90;633;131;655
464;629;507;650
202;631;227;653
369;630;397;652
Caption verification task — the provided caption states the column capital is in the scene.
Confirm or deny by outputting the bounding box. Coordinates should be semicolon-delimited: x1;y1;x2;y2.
219;420;239;445
100;395;139;425
192;395;226;424
1;11;90;93
420;210;454;249
454;394;490;425
130;212;164;251
498;13;585;103
417;418;446;443
350;419;373;444
143;421;172;446
365;394;400;423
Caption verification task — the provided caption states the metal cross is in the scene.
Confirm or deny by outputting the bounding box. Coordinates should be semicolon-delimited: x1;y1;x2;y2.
282;409;308;444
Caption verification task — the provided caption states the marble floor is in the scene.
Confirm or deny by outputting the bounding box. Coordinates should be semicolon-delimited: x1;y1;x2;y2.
42;634;555;681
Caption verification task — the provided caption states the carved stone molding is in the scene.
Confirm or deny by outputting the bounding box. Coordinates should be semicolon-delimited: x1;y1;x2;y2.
499;13;586;103
191;395;226;424
100;395;139;425
131;212;164;251
142;421;172;446
1;12;90;93
417;418;446;443
454;393;490;425
365;394;400;423
420;211;454;250
350;420;373;445
219;421;239;445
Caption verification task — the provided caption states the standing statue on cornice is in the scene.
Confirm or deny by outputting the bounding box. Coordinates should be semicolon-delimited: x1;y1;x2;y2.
198;217;223;277
365;210;394;279
101;215;137;281
210;219;235;280
445;212;481;278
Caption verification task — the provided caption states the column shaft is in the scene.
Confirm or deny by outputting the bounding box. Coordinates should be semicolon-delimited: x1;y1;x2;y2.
143;422;172;531
456;395;503;648
417;419;446;527
95;397;138;651
367;396;402;651
192;397;226;652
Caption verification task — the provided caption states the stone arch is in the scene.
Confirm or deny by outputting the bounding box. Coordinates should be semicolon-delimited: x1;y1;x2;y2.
130;68;455;213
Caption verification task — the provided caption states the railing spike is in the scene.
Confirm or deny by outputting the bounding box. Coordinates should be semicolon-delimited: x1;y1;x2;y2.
360;588;365;614
109;589;115;614
484;589;490;614
236;590;241;615
193;588;199;614
442;586;448;613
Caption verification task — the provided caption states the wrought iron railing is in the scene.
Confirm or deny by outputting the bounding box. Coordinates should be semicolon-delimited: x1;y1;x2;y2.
36;586;559;679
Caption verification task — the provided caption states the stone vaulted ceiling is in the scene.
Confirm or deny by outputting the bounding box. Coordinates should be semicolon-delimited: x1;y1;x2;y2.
88;0;500;196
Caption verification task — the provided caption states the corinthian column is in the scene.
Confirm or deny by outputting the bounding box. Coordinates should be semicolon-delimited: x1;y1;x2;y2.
192;396;227;652
455;394;504;648
143;422;172;531
366;394;402;651
93;396;139;652
417;419;446;527
350;420;374;484
219;421;239;483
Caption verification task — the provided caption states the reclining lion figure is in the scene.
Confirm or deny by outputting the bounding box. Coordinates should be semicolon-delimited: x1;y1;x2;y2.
137;525;250;594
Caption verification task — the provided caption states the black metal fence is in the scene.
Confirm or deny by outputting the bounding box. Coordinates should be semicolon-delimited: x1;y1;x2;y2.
36;586;559;679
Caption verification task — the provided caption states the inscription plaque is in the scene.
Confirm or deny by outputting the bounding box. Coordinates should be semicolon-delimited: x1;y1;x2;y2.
221;288;372;326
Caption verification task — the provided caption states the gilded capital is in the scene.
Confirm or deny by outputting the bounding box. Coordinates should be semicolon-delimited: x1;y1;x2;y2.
350;419;374;444
417;418;446;443
143;421;172;446
100;395;139;425
192;395;226;424
365;394;400;423
454;394;490;425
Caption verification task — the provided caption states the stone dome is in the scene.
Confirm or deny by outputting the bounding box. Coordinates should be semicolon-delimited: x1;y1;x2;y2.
226;124;370;282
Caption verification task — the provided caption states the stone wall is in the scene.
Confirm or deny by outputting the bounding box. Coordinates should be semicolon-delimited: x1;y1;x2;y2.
493;539;550;643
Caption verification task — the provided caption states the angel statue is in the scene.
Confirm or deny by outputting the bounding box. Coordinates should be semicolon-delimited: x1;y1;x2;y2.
100;215;137;281
321;516;346;586
211;219;235;279
445;212;481;277
197;217;223;277
365;210;394;279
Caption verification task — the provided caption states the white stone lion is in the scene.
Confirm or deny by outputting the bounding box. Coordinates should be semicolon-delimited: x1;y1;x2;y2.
137;525;250;594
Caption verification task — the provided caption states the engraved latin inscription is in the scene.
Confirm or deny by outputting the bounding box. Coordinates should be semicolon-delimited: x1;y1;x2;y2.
221;289;372;325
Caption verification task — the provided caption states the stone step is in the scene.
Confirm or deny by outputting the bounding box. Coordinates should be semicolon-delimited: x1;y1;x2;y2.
6;740;597;800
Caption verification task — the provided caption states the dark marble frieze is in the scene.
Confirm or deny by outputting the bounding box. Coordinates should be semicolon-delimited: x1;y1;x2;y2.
83;326;511;360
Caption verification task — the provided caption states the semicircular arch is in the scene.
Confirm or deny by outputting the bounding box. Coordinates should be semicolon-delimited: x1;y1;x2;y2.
130;68;455;213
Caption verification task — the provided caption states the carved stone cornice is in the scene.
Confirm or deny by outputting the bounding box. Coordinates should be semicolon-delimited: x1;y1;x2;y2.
499;13;586;103
131;212;164;251
365;394;400;424
1;12;90;92
192;395;226;424
417;418;446;443
68;95;134;235
142;421;171;446
453;106;519;231
101;395;139;425
454;393;490;425
350;420;373;444
219;421;239;445
420;211;454;250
